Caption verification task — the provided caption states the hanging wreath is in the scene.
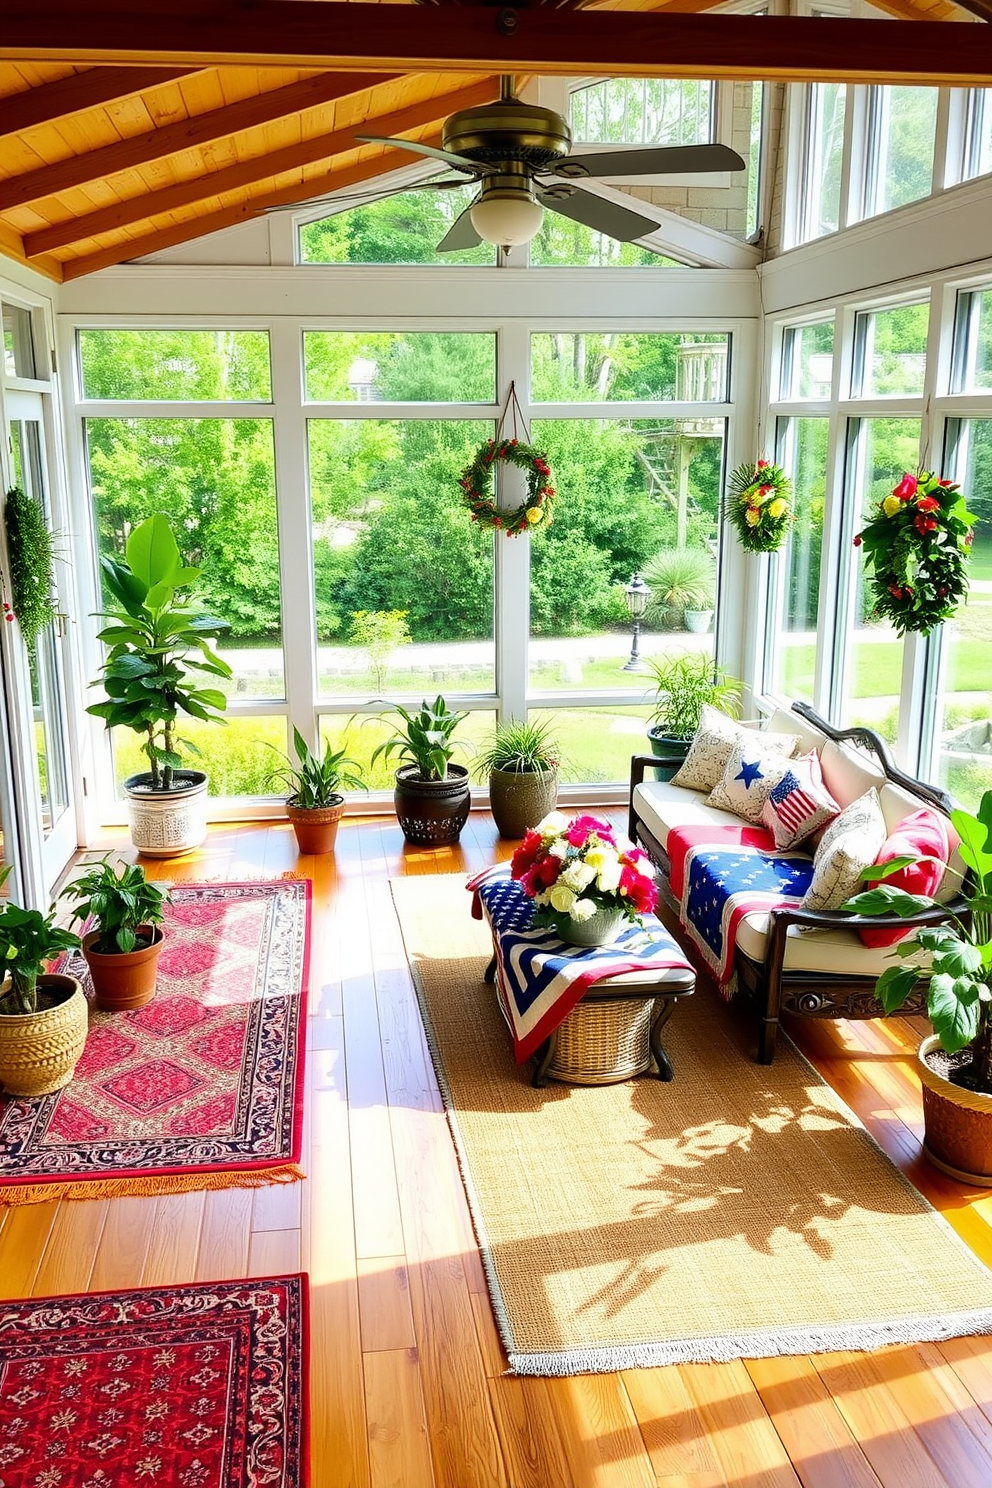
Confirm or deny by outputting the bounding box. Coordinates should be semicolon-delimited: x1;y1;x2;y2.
459;438;555;536
4;485;59;646
854;470;975;636
725;459;793;554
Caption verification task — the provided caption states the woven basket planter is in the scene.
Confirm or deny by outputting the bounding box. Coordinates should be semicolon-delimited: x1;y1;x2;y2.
918;1034;992;1187
488;765;559;840
0;974;88;1097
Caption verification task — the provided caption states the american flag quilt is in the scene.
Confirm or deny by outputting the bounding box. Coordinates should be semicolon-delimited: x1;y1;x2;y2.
666;824;814;990
467;865;693;1064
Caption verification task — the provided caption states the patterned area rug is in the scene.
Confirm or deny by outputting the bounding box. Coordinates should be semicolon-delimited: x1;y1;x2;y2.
394;873;992;1375
0;881;309;1205
0;1275;308;1487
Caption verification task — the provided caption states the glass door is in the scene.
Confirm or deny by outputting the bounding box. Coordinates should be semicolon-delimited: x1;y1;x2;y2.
5;388;77;887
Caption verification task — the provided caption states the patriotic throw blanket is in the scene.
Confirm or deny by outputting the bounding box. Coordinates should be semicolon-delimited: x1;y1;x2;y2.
667;824;814;991
468;865;693;1064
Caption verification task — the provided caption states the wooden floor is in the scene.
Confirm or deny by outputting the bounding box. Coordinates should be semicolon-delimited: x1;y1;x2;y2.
6;810;992;1488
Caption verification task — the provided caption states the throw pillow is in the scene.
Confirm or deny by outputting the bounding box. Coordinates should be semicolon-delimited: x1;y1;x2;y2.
859;807;950;949
707;738;799;824
671;705;801;793
761;751;841;850
802;789;887;913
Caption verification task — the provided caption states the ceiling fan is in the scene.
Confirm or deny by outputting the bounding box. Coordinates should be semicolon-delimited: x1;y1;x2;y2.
348;77;746;252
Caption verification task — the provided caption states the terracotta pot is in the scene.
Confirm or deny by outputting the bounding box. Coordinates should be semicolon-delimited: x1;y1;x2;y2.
123;769;209;858
918;1034;992;1187
287;800;345;854
488;765;559;840
82;926;164;1012
394;763;471;847
0;974;88;1097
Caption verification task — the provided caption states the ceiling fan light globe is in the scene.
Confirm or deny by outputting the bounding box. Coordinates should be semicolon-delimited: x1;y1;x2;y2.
469;192;544;248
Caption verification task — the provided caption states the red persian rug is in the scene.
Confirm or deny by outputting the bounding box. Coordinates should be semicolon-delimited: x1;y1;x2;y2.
0;881;309;1205
0;1274;308;1487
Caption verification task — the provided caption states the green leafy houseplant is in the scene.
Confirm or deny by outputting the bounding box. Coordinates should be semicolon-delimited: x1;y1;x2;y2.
371;696;468;783
645;653;742;741
87;513;233;791
844;790;992;1095
474;718;560;778
4;485;60;647
269;728;368;809
60;858;170;956
0;868;81;1016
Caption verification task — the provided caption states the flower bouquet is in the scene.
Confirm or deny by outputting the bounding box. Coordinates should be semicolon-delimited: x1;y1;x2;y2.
510;812;658;946
725;459;793;554
855;470;976;636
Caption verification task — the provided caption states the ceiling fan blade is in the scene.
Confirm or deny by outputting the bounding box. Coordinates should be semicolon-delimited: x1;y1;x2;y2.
355;134;487;175
558;144;746;178
538;187;658;243
436;206;482;252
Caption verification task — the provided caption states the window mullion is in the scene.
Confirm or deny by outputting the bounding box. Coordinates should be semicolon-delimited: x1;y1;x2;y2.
269;319;315;748
495;322;530;724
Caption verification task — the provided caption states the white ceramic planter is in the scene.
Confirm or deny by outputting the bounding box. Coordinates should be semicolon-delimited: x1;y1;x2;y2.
123;770;209;858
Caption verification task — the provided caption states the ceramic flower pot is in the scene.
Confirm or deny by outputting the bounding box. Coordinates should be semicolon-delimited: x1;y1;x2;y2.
0;974;88;1097
123;769;209;858
393;764;471;847
917;1034;992;1187
488;765;559;840
287;800;345;855
82;926;164;1012
555;905;626;948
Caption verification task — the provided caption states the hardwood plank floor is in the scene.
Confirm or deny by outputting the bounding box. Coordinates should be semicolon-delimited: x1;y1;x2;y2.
5;812;992;1487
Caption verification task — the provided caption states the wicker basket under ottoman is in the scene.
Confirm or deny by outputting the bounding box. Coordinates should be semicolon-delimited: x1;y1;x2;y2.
545;994;659;1085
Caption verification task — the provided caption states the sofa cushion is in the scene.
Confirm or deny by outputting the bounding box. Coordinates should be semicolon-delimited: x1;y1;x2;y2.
818;740;886;810
765;707;830;755
632;779;744;854
707;737;799;824
671;705;801;793
802;789;887;912
860;807;950;949
761;751;841;849
734;911;902;976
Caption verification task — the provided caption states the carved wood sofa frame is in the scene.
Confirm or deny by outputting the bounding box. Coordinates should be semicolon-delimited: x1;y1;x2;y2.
628;701;964;1064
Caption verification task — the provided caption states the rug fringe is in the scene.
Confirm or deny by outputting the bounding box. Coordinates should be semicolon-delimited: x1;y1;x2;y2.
0;1164;305;1207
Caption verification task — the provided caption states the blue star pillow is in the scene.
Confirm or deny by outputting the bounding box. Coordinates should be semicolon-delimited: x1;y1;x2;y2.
707;737;798;824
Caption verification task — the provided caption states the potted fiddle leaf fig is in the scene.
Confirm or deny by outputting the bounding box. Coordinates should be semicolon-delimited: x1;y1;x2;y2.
0;867;86;1097
475;717;561;840
844;789;992;1186
87;513;233;857
60;858;170;1012
371;695;471;846
268;728;367;854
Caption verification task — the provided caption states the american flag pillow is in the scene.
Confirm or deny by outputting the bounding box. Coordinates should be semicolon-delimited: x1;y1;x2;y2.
761;751;840;849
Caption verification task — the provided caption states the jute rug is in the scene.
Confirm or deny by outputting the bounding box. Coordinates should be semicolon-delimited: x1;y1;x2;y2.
0;881;309;1205
393;872;992;1375
0;1274;308;1485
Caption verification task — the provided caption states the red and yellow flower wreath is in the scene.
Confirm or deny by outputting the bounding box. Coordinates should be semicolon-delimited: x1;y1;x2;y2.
855;469;976;636
459;438;555;536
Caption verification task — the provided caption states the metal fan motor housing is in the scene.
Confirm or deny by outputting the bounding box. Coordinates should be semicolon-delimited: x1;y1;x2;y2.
441;100;572;172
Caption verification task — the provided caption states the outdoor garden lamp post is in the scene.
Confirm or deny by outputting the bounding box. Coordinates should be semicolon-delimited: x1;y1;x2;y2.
622;574;651;673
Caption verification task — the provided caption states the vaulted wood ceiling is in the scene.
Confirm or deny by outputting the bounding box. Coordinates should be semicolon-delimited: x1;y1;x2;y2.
1;0;987;283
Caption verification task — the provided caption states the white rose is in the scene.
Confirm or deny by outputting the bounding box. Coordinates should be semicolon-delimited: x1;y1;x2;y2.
548;883;576;913
562;861;596;891
536;811;569;837
569;898;597;922
596;860;623;894
549;839;569;860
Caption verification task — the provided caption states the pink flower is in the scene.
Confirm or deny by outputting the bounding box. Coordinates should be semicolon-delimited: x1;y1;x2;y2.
892;473;918;501
564;814;615;847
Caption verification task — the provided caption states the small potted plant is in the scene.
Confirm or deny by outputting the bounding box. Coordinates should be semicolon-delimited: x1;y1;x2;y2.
844;790;992;1185
643;548;716;633
87;513;233;858
60;858;170;1012
644;653;742;779
475;717;561;840
371;695;471;846
268;727;367;854
0;868;85;1097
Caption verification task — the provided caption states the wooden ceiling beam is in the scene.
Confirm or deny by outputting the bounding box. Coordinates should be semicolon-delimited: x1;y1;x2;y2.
1;68;392;211
2;3;991;85
0;66;202;139
58;146;437;280
23;78;499;255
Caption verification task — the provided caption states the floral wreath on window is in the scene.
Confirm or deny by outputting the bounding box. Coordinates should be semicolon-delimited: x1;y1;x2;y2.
854;470;975;636
458;383;555;536
725;459;793;554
